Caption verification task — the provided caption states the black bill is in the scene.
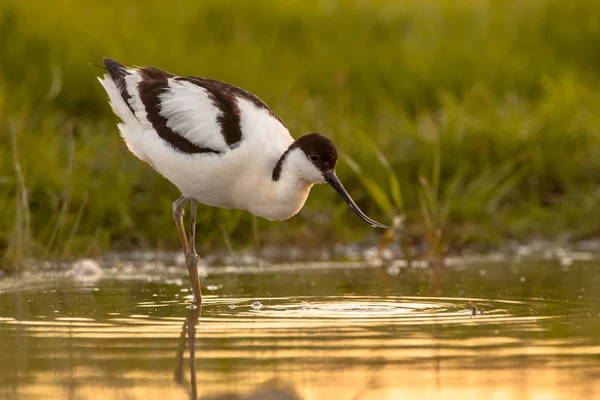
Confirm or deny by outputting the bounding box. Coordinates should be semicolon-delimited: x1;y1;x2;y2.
323;171;389;229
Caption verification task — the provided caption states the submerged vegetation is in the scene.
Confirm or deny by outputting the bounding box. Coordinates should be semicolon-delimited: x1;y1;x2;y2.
2;0;600;270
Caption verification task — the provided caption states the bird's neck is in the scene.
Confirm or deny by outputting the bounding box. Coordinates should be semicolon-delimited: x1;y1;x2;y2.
271;144;295;181
235;149;313;221
265;164;313;221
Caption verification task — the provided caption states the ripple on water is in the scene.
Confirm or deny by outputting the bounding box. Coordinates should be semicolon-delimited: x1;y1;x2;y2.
192;295;556;333
0;292;553;337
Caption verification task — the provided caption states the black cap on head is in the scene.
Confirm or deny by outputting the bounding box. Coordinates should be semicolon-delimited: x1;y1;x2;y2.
295;132;338;172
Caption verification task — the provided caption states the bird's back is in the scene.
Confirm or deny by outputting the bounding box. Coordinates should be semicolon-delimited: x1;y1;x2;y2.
98;58;294;208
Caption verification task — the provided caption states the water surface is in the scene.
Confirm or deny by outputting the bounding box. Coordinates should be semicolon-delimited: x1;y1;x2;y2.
0;259;599;399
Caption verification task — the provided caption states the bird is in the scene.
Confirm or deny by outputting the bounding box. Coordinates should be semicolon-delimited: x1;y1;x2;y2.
97;57;388;305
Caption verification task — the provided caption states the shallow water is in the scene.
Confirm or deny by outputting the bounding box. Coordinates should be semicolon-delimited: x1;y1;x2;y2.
0;259;599;399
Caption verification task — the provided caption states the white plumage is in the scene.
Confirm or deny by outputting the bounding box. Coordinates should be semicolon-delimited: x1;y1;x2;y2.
99;75;149;162
98;63;311;220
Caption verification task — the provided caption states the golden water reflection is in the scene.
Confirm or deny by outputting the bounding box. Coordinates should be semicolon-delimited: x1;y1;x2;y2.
8;309;597;400
1;261;600;400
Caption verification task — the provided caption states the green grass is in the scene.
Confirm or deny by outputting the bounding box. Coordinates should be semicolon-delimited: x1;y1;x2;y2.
3;0;600;270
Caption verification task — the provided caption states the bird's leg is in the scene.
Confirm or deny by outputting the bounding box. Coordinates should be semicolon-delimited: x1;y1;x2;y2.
186;199;202;304
172;196;202;304
172;196;190;255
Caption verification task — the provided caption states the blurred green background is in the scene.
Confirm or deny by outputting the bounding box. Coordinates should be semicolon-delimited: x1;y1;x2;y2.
2;0;600;269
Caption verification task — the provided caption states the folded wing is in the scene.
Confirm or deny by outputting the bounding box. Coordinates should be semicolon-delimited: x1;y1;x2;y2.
102;58;287;156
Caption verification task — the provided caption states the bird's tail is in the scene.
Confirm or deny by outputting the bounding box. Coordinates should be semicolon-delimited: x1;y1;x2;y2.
102;58;136;116
97;58;149;162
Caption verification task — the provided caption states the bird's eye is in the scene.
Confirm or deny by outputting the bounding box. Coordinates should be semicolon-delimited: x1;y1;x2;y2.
309;154;320;162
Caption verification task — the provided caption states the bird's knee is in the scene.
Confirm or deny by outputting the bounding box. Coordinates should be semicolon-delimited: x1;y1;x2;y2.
172;198;188;219
186;248;200;265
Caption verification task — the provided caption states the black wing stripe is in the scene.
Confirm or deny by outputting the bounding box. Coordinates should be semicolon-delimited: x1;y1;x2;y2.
137;67;221;155
175;77;286;149
175;77;242;147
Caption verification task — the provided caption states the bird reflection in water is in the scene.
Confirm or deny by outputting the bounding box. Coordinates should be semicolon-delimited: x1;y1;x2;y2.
174;307;303;400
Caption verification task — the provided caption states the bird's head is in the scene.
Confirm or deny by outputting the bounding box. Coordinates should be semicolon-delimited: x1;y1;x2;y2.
287;133;338;184
276;132;388;229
